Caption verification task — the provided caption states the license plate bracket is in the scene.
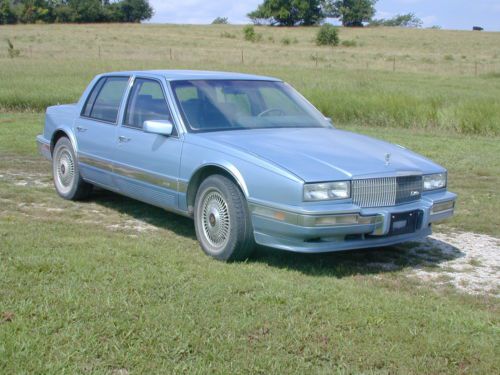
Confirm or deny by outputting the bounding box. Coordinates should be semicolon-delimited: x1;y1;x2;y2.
389;210;422;236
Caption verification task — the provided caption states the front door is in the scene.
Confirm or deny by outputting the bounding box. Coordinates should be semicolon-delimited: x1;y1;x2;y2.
75;75;130;188
112;77;183;210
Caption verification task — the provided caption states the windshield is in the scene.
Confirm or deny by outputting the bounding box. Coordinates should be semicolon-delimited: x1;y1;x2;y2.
170;80;331;132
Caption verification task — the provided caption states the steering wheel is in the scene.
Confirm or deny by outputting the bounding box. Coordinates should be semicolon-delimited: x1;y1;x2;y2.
257;108;286;117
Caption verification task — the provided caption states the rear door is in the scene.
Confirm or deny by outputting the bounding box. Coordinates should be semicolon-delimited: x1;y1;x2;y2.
75;76;130;188
112;77;183;210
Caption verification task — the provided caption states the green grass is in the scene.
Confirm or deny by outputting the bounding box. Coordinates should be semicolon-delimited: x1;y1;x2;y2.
0;113;499;373
1;218;499;374
0;24;500;135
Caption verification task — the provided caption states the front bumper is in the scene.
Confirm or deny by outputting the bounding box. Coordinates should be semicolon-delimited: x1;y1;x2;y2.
249;190;456;253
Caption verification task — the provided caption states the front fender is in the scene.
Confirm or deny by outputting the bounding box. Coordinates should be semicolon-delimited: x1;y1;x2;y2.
180;141;304;211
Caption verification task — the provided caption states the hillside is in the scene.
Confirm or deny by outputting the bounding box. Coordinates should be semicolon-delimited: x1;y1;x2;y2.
1;23;499;134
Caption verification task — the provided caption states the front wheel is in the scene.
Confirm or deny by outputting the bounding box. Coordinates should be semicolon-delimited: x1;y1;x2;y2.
194;175;255;261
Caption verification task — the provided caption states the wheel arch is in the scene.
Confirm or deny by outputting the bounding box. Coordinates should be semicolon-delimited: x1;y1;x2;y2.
185;164;249;215
50;128;77;156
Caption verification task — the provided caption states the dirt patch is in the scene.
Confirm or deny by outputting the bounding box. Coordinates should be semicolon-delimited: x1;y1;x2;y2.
106;219;159;234
0;170;52;188
407;232;500;297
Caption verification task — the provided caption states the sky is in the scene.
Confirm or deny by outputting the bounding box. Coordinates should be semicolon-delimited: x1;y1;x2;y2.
148;0;500;31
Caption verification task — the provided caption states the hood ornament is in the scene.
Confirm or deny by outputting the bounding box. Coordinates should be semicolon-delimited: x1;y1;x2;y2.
385;153;391;166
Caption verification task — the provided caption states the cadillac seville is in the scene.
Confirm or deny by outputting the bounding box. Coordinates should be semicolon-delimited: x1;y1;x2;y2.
36;70;456;261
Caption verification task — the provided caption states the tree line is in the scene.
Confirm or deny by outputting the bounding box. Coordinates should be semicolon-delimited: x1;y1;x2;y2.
0;0;153;24
248;0;422;28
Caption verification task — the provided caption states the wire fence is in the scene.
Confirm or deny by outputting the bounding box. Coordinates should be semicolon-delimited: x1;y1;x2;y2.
1;45;499;77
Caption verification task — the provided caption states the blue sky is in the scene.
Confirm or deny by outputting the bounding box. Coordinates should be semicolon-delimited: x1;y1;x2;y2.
148;0;500;31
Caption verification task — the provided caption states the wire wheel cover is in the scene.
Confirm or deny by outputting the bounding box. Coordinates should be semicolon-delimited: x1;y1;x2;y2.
201;189;230;249
55;147;75;193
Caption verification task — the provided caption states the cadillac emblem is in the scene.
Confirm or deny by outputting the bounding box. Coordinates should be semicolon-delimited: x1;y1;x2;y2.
384;153;391;166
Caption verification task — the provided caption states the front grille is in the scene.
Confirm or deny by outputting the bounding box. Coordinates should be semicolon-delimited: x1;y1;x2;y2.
352;175;422;208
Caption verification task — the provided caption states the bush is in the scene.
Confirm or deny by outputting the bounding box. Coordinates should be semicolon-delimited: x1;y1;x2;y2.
280;37;298;46
212;16;228;25
6;39;20;58
341;39;357;47
316;24;339;46
243;25;262;42
220;31;236;39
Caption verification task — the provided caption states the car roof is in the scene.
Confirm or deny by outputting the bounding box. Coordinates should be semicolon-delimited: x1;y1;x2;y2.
103;70;281;82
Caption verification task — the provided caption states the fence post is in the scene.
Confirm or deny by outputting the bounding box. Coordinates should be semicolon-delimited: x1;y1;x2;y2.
315;52;318;68
170;48;172;60
241;49;244;64
98;45;101;59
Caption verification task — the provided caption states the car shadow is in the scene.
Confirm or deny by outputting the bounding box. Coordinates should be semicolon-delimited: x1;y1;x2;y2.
250;237;465;278
88;188;464;278
90;187;196;240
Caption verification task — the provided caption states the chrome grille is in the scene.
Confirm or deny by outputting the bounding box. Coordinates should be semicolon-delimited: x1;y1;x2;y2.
352;175;422;208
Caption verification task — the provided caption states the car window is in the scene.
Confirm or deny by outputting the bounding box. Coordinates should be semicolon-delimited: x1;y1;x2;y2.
171;80;330;132
85;77;129;123
81;78;106;118
123;78;173;130
259;86;303;115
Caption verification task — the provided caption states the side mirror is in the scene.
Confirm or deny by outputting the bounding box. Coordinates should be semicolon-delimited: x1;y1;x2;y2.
143;120;173;136
324;117;334;127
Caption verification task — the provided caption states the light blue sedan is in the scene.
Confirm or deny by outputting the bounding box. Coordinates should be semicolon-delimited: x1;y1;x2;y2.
36;70;456;261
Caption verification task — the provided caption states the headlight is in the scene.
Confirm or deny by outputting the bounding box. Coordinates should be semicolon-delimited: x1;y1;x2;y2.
423;173;447;191
304;181;350;201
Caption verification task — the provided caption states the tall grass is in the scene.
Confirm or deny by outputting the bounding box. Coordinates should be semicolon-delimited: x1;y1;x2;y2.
0;24;499;135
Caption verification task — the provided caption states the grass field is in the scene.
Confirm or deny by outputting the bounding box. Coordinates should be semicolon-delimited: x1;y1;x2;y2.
1;24;500;134
0;24;499;373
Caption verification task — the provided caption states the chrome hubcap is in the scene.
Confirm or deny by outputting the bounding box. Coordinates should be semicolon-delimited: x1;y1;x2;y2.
55;147;75;194
201;190;230;249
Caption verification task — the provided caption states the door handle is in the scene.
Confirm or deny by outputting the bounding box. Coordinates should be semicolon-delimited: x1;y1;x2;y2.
118;136;131;143
76;126;87;132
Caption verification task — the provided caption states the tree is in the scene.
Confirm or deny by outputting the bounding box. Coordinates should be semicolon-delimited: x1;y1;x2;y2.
0;0;17;24
0;0;154;24
326;0;377;27
67;0;104;22
248;0;324;26
17;0;54;23
316;23;339;46
119;0;153;23
369;13;422;28
212;16;228;24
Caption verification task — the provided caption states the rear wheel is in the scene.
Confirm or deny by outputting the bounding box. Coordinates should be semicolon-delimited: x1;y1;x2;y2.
52;137;92;200
194;175;255;261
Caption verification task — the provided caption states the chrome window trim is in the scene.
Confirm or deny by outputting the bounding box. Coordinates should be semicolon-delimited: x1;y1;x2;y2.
79;75;131;125
120;76;180;138
164;80;188;135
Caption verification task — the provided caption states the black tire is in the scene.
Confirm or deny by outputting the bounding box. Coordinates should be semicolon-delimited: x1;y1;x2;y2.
194;174;255;261
52;137;92;200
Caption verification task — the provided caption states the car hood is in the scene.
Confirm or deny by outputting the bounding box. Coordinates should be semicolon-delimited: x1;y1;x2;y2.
199;127;444;182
